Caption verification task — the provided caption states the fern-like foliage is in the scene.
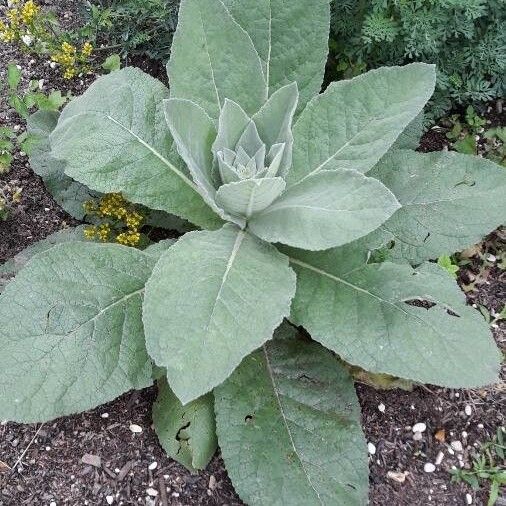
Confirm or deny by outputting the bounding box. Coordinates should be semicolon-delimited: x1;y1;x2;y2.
330;0;506;120
86;0;179;62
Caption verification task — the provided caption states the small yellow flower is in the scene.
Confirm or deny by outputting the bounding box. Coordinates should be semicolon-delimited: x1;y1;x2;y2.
61;41;76;54
63;67;76;79
97;223;111;242
21;0;39;24
116;231;141;247
125;211;143;231
82;41;93;58
83;226;97;240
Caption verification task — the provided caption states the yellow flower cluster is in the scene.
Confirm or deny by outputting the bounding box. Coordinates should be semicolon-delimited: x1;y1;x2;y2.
116;231;142;247
0;0;38;42
51;41;93;80
83;193;144;247
21;0;39;24
0;0;93;80
84;223;111;242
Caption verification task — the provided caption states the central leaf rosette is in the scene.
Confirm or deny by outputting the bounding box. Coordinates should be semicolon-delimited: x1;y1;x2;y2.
164;83;402;250
164;83;297;225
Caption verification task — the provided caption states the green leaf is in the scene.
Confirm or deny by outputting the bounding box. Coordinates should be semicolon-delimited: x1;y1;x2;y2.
286;64;436;187
143;224;296;404
221;0;330;114
390;112;424;151
453;135;477;155
437;255;459;278
50;67;222;230
368;150;506;264
252;82;298;176
7;64;22;91
102;54;121;73
0;225;88;293
27;110;99;220
153;376;217;472
215;177;286;218
0;242;156;422
288;250;501;388
248;169;400;250
215;338;368;506
167;0;266;121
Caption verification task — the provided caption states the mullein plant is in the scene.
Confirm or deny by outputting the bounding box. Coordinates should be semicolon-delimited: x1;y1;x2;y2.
0;0;505;504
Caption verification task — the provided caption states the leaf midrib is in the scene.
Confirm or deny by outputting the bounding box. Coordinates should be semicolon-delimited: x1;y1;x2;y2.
105;115;199;192
262;345;324;505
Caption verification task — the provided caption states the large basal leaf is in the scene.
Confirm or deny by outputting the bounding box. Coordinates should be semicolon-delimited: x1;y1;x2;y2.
368;150;506;264
215;177;286;218
389;112;424;151
153;376;217;472
248;169;400;250
287;247;501;388
221;0;330;114
167;0;266;121
286;64;436;187
143;224;296;404
215;338;368;506
27;110;99;220
50;67;222;230
0;242;156;423
0;225;87;293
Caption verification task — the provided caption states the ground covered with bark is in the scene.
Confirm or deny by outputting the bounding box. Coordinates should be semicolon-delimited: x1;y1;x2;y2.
0;1;504;505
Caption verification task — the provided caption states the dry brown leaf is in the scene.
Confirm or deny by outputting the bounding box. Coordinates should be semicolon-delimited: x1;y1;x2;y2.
0;460;11;473
434;429;446;443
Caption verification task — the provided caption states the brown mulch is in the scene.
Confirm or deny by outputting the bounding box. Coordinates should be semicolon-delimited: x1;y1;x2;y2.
1;1;505;505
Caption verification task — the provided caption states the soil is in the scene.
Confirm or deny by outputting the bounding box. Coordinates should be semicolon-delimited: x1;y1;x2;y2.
1;1;505;505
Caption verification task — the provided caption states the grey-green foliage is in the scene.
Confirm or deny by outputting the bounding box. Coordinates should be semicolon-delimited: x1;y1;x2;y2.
0;0;505;504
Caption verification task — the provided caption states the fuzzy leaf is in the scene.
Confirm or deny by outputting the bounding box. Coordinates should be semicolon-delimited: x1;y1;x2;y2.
390;112;424;151
0;242;155;423
287;64;436;186
153;376;217;472
248;169;400;250
221;0;330;114
252;82;298;176
143;224;296;404
167;0;266;121
50;68;222;230
215;338;368;506
27;110;99;220
369;150;506;264
164;98;217;195
0;226;87;293
288;250;501;388
212;99;251;157
215;177;286;218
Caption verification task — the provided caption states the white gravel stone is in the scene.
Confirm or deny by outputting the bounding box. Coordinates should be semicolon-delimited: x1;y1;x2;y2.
106;497;114;505
129;424;143;434
412;423;427;433
148;462;158;471
424;463;436;473
146;488;158;497
367;442;376;455
386;471;407;483
466;493;473;504
413;431;423;441
435;451;444;465
450;440;463;453
378;403;386;413
465;405;472;416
